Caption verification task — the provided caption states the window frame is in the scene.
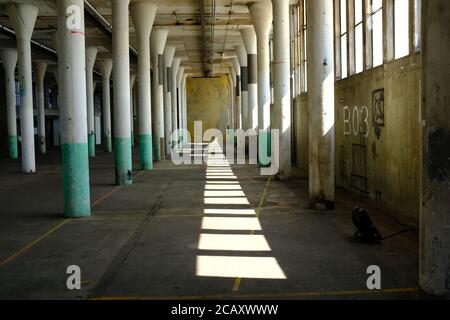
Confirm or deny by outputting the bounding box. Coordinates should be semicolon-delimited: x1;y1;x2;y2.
354;0;364;74
393;0;410;59
299;0;308;93
371;0;384;67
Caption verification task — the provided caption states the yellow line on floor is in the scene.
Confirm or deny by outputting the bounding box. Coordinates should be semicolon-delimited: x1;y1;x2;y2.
91;170;147;207
0;218;70;268
232;177;272;292
92;287;419;300
0;170;149;269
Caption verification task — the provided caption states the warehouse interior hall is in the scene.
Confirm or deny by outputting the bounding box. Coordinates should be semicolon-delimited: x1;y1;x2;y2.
0;0;449;300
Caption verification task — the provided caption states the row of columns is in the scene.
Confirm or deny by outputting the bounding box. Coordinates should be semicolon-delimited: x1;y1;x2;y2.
1;0;446;297
228;0;292;179
0;0;321;211
0;0;189;217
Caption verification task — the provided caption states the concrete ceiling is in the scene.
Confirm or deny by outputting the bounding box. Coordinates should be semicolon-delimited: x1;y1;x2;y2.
0;0;268;78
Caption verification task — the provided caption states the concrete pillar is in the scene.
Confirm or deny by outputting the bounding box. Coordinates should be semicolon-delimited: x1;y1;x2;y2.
177;66;185;144
98;59;113;152
51;68;61;147
420;0;450;296
85;46;98;157
7;3;39;173
248;0;272;166
229;67;237;130
163;46;176;156
35;62;48;155
112;0;133;186
226;73;233;130
235;45;248;131
171;58;181;147
151;29;168;161
130;1;156;169
57;0;91;217
307;0;335;209
240;27;258;132
232;57;242;129
0;49;19;159
182;74;187;143
273;0;292;180
130;73;136;147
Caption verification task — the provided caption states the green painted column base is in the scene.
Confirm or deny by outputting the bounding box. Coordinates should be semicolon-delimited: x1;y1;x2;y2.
258;131;271;168
104;135;112;153
160;137;165;160
114;137;133;186
61;143;91;218
154;133;160;161
140;134;153;170
88;133;96;157
8;135;18;160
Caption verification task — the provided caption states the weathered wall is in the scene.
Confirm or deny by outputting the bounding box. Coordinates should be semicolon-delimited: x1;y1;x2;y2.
419;0;450;295
186;76;229;139
295;54;422;224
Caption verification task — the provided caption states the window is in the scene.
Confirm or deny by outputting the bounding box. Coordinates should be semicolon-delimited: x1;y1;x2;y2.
290;4;299;97
394;0;409;59
339;0;348;78
354;0;363;73
291;1;307;95
299;0;308;93
371;0;383;67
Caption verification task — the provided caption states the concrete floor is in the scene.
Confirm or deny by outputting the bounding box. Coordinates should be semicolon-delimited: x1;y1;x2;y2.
0;146;420;300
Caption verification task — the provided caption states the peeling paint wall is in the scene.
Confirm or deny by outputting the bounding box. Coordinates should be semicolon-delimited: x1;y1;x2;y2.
295;54;422;224
186;76;229;140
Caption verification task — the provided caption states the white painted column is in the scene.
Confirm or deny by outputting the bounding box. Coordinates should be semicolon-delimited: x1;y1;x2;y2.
230;67;237;130
273;0;292;180
0;49;19;159
130;1;156;169
232;57;242;130
176;66;185;144
98;58;113;152
151;29;168;161
7;3;39;173
240;27;258;132
307;0;335;209
182;74;188;143
248;0;273;167
57;0;91;217
51;68;61;147
171;58;181;146
35;62;48;155
226;73;233;130
85;46;98;157
163;46;176;156
235;45;248;131
130;73;136;147
111;0;133;186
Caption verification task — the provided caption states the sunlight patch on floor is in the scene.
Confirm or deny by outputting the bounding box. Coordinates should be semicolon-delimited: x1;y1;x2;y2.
192;139;287;281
